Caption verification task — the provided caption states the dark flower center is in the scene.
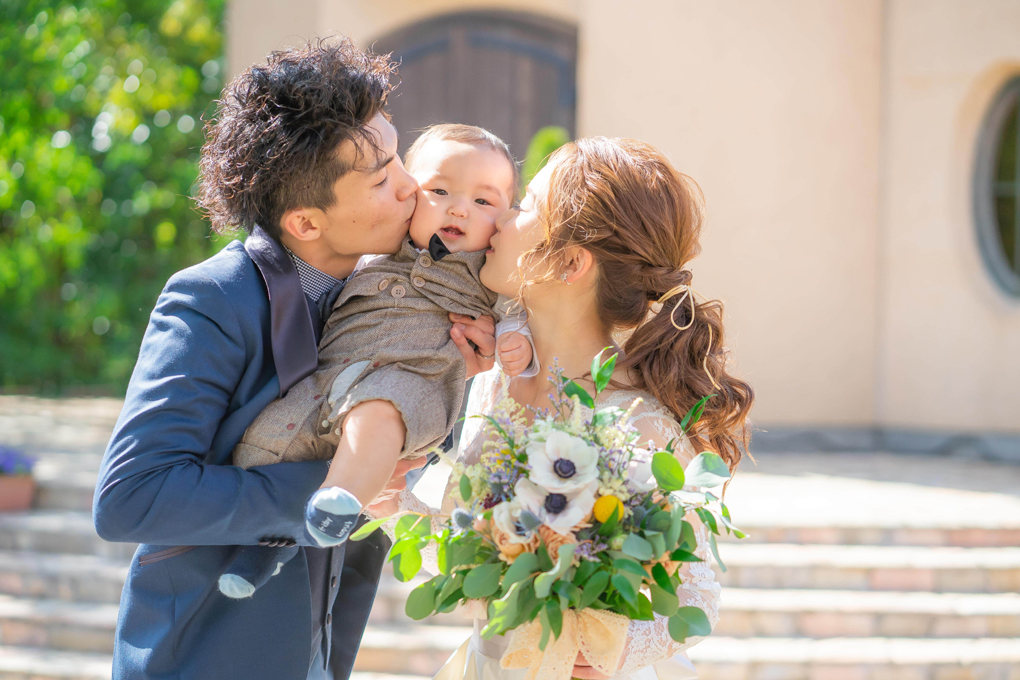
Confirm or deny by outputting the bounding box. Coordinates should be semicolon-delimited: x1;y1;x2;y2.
544;493;568;514
553;458;576;479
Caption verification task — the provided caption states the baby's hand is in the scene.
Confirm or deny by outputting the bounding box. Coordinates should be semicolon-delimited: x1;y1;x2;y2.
497;331;533;377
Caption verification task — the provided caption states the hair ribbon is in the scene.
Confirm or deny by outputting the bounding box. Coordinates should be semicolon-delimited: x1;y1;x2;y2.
656;283;722;391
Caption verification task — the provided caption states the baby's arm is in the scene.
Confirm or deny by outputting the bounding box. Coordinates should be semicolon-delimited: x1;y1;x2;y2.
494;296;540;378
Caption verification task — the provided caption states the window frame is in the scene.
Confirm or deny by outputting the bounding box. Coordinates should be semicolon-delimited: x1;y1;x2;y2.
974;76;1020;298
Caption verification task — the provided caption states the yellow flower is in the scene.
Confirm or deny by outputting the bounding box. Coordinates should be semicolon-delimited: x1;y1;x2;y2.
593;495;625;523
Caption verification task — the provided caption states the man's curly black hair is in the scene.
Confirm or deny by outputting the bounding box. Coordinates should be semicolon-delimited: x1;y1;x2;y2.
198;37;396;239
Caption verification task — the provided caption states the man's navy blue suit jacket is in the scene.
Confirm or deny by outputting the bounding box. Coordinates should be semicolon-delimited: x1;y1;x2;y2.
93;227;387;679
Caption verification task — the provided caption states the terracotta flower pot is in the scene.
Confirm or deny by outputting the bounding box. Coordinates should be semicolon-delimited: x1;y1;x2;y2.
0;475;36;512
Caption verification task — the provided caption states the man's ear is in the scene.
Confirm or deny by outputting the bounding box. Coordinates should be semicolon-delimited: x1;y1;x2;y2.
279;208;323;243
563;247;595;284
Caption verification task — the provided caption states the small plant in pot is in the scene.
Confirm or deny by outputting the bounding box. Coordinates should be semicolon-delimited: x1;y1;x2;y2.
0;446;36;512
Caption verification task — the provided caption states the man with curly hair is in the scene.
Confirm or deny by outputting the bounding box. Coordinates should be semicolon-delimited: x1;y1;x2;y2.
93;38;497;680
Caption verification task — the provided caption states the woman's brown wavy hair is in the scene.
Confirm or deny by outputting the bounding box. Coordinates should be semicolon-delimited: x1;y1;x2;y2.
530;137;753;470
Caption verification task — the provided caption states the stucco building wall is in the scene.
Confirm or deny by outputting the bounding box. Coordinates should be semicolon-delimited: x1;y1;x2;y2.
224;0;1020;450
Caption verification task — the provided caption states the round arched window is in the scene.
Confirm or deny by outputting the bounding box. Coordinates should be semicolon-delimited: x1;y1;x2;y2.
975;77;1020;297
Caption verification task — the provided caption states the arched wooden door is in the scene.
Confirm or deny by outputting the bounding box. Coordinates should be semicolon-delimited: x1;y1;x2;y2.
372;11;577;163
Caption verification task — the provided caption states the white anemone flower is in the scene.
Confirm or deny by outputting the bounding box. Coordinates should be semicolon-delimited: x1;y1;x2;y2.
515;477;597;536
491;499;534;544
526;430;599;493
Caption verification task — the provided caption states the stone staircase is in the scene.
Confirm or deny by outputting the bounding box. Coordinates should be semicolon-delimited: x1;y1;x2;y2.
1;396;1019;680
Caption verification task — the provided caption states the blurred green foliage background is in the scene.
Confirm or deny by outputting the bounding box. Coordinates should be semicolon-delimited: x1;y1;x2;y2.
0;0;228;393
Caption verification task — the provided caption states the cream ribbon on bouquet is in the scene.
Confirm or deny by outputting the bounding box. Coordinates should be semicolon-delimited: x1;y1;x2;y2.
500;608;630;680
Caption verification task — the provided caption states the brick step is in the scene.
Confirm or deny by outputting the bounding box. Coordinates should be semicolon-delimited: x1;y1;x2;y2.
0;512;136;560
354;625;1020;677
689;637;1020;680
0;645;112;680
0;550;127;605
371;578;1020;638
722;525;1020;548
716;589;1020;638
718;543;1020;592
0;595;117;654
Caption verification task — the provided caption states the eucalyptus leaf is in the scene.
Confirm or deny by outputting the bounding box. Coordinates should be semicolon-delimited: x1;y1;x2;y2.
649;583;680;617
611;573;637;605
539;608;552;651
572;559;598;585
680;394;714;432
463;562;504;598
636;592;654;620
395;513;429;540
669;548;703;563
674;606;712;637
563;380;596;409
684;452;730;488
665;504;685;549
349;516;390;541
545;598;563;639
534;543;577;598
503;552;539;586
405;580;438;620
695;508;720;535
651;451;686;491
460;474;472;502
709;533;726;572
646;531;666;558
552;580;581;607
578;570;610;609
677;521;696;552
597;504;620;537
651;563;672;591
592;406;625;428
593;350;618;394
392;546;422;582
612;557;648;579
622;533;654;561
481;580;522;638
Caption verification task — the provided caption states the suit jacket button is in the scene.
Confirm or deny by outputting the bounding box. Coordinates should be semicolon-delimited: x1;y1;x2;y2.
412;276;426;288
391;284;406;298
418;255;432;268
326;613;332;625
331;575;338;588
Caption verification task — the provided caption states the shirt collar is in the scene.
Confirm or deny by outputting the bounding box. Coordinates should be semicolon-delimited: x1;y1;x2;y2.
283;246;345;301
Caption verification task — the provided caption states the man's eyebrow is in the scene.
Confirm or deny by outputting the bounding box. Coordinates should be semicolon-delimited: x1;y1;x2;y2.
368;154;394;173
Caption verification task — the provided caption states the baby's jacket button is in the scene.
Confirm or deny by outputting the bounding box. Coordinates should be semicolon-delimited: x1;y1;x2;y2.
418;255;432;268
377;279;389;292
391;284;406;298
412;276;426;288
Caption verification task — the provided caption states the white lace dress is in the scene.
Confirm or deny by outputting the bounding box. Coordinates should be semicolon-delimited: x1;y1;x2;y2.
395;368;721;680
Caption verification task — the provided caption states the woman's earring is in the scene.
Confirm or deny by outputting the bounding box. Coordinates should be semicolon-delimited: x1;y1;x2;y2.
560;273;571;285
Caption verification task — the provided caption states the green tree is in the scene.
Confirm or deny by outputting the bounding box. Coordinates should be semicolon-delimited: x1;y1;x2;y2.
0;0;229;393
521;125;571;190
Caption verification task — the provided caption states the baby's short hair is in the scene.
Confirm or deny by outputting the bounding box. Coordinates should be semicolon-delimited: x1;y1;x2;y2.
404;124;519;199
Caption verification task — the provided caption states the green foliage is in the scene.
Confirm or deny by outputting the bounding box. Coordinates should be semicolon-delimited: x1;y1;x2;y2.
520;125;571;190
0;0;229;392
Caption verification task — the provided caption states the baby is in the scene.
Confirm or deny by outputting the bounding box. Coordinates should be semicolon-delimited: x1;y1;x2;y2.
218;124;535;598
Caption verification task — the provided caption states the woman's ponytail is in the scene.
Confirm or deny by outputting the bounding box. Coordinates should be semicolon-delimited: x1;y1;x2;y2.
536;137;754;471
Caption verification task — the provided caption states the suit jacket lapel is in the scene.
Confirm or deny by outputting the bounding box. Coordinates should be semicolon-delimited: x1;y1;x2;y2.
244;225;318;397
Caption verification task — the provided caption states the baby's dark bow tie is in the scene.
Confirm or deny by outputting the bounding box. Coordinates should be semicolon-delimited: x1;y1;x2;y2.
428;233;451;261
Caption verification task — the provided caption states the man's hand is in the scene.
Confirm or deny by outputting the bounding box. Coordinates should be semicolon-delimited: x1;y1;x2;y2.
363;457;428;518
449;313;496;379
496;331;533;377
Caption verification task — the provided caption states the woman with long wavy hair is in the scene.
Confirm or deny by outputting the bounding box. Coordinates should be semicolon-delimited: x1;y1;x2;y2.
397;136;754;680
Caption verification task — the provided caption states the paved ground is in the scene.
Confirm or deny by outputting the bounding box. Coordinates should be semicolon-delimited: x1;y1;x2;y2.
1;395;1019;680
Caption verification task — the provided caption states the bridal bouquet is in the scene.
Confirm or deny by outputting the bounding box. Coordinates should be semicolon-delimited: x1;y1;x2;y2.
351;351;743;680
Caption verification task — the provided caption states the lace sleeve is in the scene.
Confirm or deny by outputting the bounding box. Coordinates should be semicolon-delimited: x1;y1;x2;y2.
614;406;721;676
376;368;509;576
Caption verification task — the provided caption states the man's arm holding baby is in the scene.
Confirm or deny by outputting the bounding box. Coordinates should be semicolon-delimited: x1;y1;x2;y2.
94;272;334;547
